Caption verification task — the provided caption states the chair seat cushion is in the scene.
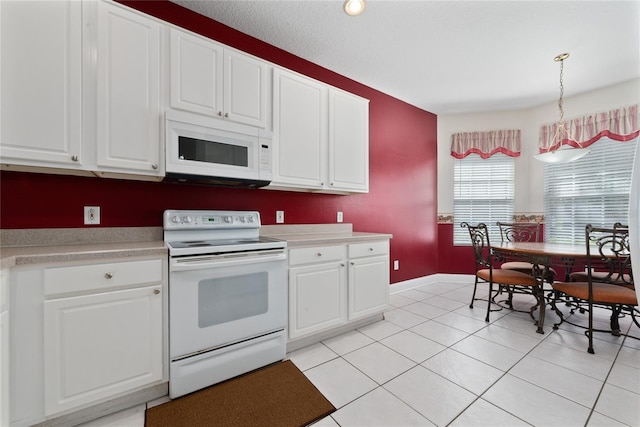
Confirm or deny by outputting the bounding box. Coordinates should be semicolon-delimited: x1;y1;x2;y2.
477;268;538;286
501;262;557;277
552;281;638;305
501;261;534;271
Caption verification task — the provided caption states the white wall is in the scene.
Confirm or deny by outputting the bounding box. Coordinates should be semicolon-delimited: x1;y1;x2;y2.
437;78;640;215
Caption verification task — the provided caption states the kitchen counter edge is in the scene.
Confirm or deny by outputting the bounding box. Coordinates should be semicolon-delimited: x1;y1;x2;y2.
261;224;392;247
0;227;166;269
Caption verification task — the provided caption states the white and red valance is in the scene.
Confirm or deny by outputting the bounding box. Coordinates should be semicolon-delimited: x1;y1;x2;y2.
538;104;640;153
451;129;521;159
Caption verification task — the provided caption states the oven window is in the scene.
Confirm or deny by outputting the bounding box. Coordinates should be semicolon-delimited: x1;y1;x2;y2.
198;272;268;328
179;136;248;167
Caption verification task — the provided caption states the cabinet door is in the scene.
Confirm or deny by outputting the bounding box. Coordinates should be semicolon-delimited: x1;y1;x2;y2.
224;50;268;128
288;262;346;339
272;69;327;189
348;255;389;321
170;28;223;118
0;0;83;169
44;285;163;416
96;1;162;176
329;89;369;192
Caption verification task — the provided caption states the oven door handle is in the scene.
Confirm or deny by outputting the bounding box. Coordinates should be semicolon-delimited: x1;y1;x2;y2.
171;251;286;271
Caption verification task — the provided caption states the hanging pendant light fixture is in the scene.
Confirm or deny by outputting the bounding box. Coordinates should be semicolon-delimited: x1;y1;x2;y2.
534;53;591;164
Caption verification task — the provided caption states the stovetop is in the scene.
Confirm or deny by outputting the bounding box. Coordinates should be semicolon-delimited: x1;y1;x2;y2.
163;210;286;256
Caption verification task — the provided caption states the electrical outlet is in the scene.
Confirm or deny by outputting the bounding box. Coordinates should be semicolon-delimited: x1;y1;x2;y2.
337;211;343;223
84;206;100;225
276;210;284;223
393;260;399;270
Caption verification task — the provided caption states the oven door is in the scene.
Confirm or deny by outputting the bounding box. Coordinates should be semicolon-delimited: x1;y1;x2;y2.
169;249;286;360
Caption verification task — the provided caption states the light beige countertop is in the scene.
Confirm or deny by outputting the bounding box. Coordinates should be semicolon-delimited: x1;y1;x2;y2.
261;224;392;247
0;224;392;269
0;227;166;269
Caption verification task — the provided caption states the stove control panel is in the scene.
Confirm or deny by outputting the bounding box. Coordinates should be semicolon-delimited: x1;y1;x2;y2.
164;210;261;230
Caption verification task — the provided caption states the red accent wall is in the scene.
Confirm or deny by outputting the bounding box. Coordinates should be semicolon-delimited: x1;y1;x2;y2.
0;0;439;284
437;223;476;274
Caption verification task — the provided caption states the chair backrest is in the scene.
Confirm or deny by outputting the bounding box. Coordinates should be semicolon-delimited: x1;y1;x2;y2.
585;224;633;287
461;222;493;270
496;222;540;243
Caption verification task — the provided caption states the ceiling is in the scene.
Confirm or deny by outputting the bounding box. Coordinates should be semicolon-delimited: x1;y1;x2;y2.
171;0;640;115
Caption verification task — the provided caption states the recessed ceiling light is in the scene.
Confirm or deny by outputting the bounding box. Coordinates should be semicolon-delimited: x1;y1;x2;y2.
344;0;365;16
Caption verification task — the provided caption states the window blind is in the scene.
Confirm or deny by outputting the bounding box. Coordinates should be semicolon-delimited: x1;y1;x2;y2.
454;153;515;245
544;137;638;244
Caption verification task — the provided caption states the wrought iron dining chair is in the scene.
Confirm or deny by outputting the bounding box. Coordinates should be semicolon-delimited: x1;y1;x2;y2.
496;221;555;307
461;222;545;327
568;223;633;287
551;224;638;354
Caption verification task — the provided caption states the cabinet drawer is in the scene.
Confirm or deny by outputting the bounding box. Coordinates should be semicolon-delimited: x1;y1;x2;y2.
44;259;163;296
289;245;346;266
348;241;389;258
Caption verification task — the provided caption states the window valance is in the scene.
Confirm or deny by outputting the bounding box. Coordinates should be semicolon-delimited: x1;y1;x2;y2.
538;104;639;153
451;129;521;159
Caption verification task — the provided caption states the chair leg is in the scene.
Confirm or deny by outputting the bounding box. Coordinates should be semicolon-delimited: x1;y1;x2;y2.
485;282;493;322
610;305;622;336
470;276;479;309
587;299;595;354
535;285;545;334
550;291;565;330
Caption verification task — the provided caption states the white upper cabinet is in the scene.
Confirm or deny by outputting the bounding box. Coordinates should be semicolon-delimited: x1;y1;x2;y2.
0;0;164;180
270;68;369;194
0;0;85;172
170;28;223;118
95;1;163;177
329;89;369;193
272;68;328;189
170;28;269;129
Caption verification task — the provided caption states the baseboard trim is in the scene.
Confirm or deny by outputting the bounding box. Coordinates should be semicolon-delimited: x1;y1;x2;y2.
390;273;474;294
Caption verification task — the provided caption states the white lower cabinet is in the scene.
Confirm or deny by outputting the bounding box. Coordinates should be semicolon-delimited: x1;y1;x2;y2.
44;286;163;415
8;257;167;420
43;259;164;416
289;261;346;339
287;241;389;343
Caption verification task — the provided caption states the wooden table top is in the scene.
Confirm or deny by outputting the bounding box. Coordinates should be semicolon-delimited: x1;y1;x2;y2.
492;241;588;258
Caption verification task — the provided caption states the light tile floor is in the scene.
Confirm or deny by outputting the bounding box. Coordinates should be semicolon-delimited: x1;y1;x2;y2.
82;281;640;427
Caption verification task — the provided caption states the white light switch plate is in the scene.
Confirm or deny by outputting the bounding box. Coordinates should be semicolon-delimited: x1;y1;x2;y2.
276;211;284;223
337;211;343;223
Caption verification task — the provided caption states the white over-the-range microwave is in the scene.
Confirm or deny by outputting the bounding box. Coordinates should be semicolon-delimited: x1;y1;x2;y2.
164;111;273;188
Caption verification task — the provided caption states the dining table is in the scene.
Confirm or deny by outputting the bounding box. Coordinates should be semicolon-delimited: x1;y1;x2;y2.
491;241;589;333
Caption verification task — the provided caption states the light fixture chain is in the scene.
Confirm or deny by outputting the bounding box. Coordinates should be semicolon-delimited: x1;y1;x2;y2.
558;59;564;122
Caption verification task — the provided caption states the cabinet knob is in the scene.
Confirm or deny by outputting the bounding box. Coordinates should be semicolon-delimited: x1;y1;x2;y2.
71;155;79;162
317;252;322;256
153;289;160;295
218;111;223;116
369;247;374;251
330;182;334;186
151;163;158;170
224;112;229;118
341;263;345;267
350;261;355;266
104;272;113;279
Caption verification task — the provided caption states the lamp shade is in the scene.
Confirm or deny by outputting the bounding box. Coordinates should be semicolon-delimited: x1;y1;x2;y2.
534;146;591;164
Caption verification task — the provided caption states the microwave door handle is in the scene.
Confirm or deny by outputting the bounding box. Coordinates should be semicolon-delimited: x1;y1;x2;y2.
171;252;286;272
